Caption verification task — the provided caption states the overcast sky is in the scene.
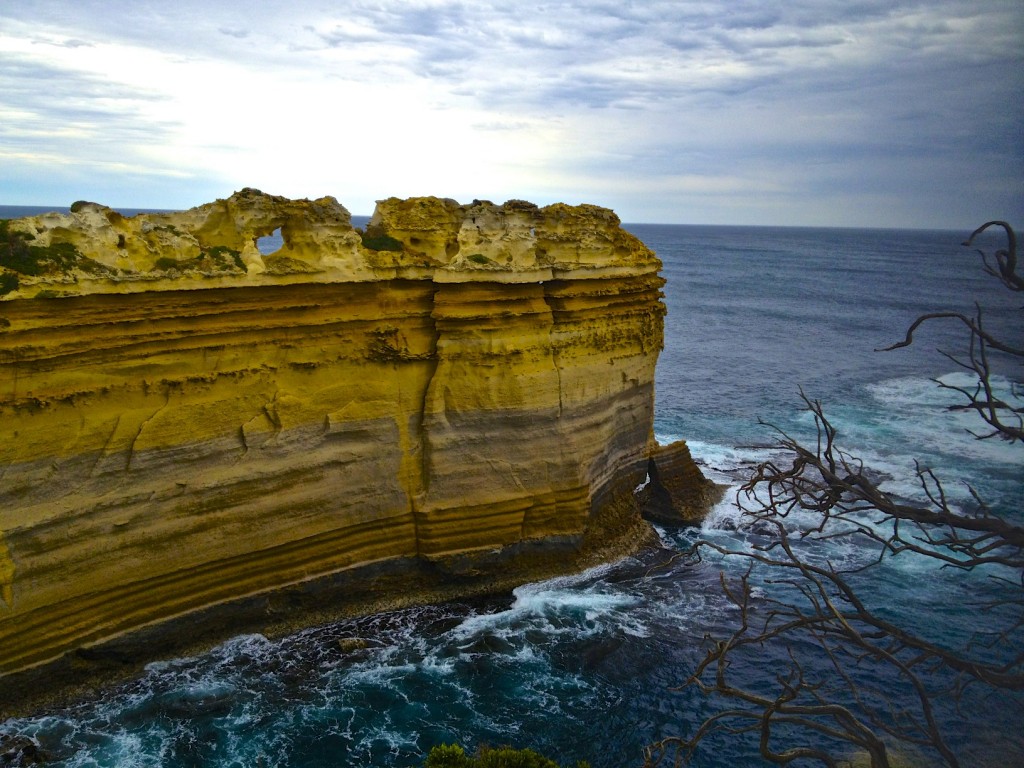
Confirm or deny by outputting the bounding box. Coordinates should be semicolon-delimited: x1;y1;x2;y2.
1;1;1021;227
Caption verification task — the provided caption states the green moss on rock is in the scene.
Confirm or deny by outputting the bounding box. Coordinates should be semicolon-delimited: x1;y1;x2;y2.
361;231;404;252
0;272;18;296
153;257;183;272
0;219;112;278
152;246;245;275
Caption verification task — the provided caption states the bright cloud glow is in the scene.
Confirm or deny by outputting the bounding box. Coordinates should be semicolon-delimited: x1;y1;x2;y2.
1;0;1021;227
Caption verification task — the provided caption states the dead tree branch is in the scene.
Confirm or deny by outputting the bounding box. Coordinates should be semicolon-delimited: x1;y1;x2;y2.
648;225;1023;767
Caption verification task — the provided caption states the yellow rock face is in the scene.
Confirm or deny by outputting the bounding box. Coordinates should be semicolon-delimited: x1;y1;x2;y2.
0;190;665;695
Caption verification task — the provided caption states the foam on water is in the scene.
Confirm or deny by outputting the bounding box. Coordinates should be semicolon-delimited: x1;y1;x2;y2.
448;566;649;649
679;370;1020;522
865;373;1023;464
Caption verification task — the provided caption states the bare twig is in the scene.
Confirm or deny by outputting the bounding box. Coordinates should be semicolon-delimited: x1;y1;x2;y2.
650;225;1023;767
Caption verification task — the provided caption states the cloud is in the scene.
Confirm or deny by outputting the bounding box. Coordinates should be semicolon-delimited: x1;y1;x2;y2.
38;37;94;49
310;21;384;46
0;0;1020;226
0;53;176;161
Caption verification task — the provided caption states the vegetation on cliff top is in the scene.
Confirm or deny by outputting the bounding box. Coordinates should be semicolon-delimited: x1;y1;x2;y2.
0;272;16;296
0;218;113;293
360;228;404;252
152;245;245;275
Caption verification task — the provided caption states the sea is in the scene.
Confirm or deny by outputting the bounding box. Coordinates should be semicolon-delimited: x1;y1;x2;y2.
1;208;1022;767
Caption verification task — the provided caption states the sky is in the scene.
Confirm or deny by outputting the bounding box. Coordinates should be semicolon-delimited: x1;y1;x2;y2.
0;1;1021;227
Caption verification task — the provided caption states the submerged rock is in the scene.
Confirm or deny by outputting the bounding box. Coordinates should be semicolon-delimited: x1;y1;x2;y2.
0;733;49;765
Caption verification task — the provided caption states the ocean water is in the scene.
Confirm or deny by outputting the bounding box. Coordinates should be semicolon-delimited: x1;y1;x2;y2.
1;217;1022;766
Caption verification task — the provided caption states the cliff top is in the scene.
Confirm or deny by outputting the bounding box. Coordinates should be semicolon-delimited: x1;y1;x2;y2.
0;189;660;300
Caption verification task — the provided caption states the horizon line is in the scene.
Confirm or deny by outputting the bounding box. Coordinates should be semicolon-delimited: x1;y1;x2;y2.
0;203;977;233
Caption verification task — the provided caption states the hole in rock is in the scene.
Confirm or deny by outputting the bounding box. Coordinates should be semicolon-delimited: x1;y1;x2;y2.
257;228;283;255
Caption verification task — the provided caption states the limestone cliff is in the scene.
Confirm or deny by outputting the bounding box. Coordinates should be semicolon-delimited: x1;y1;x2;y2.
0;190;667;707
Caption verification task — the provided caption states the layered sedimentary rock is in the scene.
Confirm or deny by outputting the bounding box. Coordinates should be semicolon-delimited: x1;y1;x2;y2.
0;190;666;703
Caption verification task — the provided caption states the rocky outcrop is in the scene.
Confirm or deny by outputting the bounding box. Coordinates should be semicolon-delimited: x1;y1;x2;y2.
0;732;49;765
0;190;668;709
0;189;658;297
639;441;727;526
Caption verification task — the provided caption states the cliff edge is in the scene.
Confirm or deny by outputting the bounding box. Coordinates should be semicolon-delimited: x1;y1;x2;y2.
0;190;668;711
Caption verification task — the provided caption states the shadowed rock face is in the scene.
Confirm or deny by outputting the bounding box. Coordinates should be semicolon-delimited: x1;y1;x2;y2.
639;441;727;526
0;190;667;708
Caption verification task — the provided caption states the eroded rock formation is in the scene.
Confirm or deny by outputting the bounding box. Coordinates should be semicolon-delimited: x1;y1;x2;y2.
0;190;670;709
639;441;727;526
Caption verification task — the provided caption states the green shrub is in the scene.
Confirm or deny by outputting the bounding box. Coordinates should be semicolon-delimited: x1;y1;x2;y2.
425;743;473;768
423;744;589;768
0;219;115;282
467;253;490;265
361;232;404;252
0;272;18;296
153;246;244;274
153;257;183;271
205;245;245;271
0;220;87;276
1;219;34;273
476;746;560;768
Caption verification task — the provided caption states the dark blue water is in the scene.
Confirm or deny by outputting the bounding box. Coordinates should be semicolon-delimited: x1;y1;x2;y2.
2;219;1021;766
0;206;178;218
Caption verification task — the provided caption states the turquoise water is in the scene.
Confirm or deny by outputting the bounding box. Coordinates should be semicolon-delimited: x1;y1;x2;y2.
1;218;1021;766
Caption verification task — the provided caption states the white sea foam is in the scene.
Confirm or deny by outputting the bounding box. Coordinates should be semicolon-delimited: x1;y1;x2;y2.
60;731;160;768
143;632;273;676
447;583;642;646
700;485;744;533
653;430;684;445
656;436;771;480
865;372;1022;466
